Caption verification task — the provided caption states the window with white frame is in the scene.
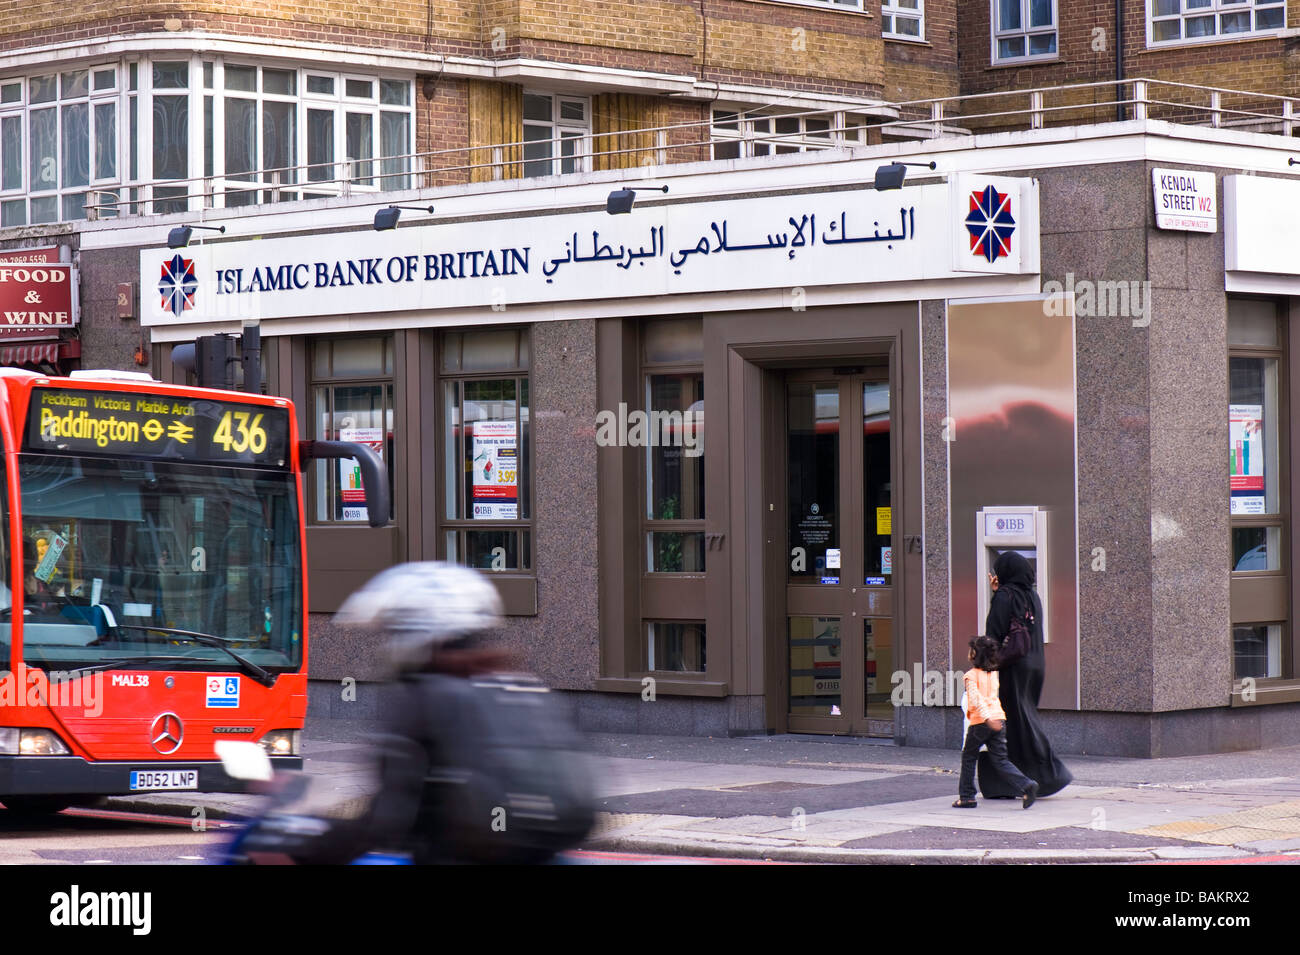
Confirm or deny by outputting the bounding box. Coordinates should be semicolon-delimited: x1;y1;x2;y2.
992;0;1058;61
0;58;414;226
0;67;119;226
1149;0;1285;44
711;109;867;160
522;93;590;178
883;0;925;39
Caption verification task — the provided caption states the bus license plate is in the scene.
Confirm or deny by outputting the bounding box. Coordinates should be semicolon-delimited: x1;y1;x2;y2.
129;770;199;791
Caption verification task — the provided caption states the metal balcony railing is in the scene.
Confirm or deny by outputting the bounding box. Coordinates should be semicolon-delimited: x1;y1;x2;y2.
79;78;1300;223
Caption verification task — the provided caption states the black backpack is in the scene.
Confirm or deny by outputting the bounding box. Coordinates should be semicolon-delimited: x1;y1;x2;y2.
407;672;596;864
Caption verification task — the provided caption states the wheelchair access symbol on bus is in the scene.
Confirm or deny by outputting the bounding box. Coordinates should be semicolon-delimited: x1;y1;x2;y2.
207;676;240;708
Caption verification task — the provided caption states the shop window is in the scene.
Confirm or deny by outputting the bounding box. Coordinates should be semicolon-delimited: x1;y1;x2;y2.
442;329;531;572
883;0;925;39
992;0;1058;62
310;337;395;524
1148;0;1284;45
646;374;705;572
1228;298;1287;681
1234;624;1282;680
523;93;589;178
643;319;704;575
646;621;706;673
630;318;710;681
711;109;865;161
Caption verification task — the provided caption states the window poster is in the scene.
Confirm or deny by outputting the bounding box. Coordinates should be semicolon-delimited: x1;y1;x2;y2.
812;616;841;697
471;420;518;519
339;426;384;521
1229;404;1265;514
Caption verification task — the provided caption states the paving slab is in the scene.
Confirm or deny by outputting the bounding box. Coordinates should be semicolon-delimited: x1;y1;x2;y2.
89;726;1300;864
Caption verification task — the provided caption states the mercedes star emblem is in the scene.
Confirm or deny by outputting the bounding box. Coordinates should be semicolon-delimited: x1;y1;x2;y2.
149;712;184;755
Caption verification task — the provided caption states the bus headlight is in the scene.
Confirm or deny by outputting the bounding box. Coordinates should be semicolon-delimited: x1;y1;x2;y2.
1;729;72;756
259;730;300;756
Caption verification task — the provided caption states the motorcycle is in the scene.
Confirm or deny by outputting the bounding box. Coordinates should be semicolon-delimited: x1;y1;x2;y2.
215;741;410;865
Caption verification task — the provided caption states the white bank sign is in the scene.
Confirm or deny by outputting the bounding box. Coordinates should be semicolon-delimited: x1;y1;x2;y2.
140;174;1038;328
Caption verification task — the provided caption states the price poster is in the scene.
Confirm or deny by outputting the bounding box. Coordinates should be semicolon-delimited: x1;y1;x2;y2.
472;420;518;519
339;426;384;521
1229;404;1264;514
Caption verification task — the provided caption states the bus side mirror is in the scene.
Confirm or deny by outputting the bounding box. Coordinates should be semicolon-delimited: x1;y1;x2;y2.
299;440;391;528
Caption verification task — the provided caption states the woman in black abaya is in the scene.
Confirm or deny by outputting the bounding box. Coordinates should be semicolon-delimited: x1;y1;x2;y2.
979;551;1072;798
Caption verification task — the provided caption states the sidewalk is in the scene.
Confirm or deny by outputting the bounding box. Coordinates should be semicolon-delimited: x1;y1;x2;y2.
106;722;1300;863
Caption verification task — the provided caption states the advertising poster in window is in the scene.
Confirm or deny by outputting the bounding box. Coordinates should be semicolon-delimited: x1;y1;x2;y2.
471;420;518;519
1230;404;1265;514
812;617;841;697
339;426;384;521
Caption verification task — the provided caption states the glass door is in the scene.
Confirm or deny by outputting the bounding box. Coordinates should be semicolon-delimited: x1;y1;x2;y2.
785;369;893;736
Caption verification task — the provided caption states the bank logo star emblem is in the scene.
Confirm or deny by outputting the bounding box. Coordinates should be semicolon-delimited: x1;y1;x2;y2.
158;253;197;317
965;185;1015;263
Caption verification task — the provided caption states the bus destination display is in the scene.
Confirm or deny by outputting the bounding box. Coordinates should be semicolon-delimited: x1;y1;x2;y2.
25;388;290;467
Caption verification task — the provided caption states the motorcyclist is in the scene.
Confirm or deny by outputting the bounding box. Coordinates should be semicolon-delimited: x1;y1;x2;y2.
290;561;517;864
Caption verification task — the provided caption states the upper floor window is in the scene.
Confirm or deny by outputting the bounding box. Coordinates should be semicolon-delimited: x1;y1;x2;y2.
992;0;1058;62
883;0;925;39
0;68;119;226
0;57;414;227
711;109;866;160
522;93;589;178
1149;0;1285;45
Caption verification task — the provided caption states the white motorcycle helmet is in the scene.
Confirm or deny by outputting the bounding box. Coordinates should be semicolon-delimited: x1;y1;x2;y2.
335;562;503;671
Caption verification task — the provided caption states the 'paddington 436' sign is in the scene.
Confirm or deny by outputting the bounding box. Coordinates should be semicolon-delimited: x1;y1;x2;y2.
25;388;290;467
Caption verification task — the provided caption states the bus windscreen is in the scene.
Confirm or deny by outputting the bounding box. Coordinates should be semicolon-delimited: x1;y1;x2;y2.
9;453;303;672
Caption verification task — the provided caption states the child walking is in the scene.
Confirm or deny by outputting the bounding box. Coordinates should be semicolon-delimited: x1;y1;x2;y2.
954;635;1039;810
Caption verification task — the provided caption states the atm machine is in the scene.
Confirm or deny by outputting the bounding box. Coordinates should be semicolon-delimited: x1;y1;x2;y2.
975;506;1049;643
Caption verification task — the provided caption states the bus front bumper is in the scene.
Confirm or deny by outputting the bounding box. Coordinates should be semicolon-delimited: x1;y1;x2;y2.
0;755;303;796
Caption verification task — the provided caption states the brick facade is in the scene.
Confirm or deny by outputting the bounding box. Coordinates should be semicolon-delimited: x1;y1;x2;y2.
4;2;1298;194
959;0;1300;107
883;0;959;103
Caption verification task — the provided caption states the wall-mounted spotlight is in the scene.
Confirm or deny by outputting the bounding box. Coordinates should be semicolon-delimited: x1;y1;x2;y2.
167;224;226;249
873;161;938;191
606;185;669;215
373;205;435;231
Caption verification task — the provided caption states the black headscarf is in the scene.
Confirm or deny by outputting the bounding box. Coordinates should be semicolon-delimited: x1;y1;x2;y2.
993;550;1036;623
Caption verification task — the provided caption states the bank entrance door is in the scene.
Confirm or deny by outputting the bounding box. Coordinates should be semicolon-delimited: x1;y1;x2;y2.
784;368;895;736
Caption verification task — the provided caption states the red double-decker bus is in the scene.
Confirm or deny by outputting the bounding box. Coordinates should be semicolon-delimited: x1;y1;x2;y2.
0;367;386;813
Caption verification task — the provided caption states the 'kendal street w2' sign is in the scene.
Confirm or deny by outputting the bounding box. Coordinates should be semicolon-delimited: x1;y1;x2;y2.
139;175;1039;327
0;263;77;328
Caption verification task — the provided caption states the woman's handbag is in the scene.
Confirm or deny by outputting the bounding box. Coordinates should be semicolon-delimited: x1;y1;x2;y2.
1000;611;1033;666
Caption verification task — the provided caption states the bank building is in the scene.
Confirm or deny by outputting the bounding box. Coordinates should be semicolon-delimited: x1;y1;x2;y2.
3;0;1300;756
